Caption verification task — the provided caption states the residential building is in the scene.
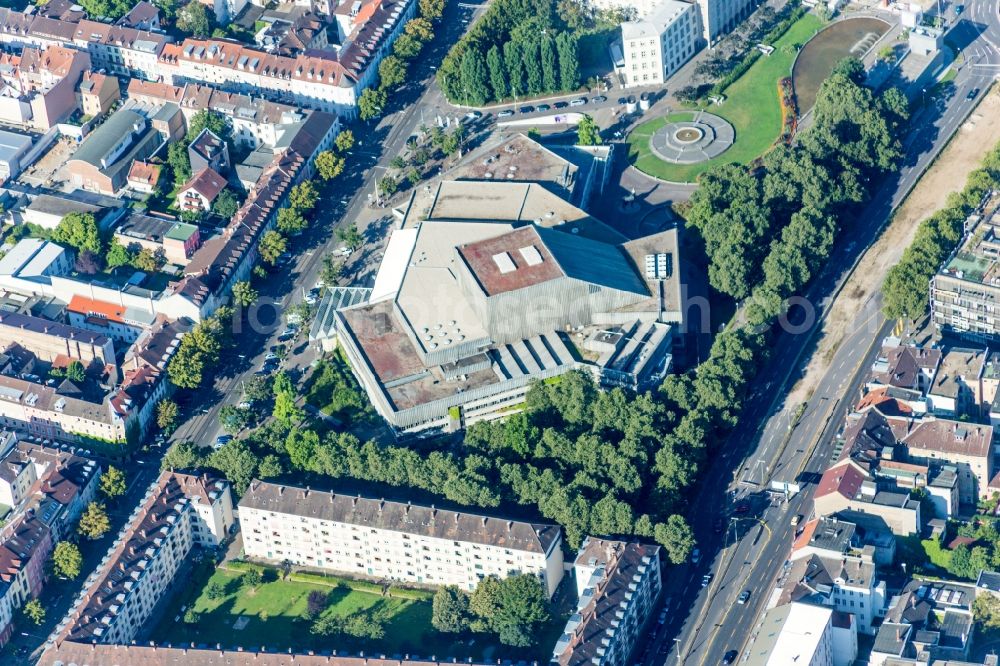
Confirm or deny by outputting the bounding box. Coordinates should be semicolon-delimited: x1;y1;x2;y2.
335;180;683;432
176;167;226;212
187;127;230;174
50;471;234;646
77;70;119;118
113;213;201;265
125;160;162;194
0;238;206;326
0;436;101;537
117;0;161;31
866;342;941;395
871;580;975;665
777;550;887;635
65;108;163;195
38;645;497;665
0;311;116;371
813;459;921;535
551;538;661;666
129;80;316;149
66;295;156;344
790;515;896;568
0;45;89;130
695;0;756;46
622;0;698;88
0;515;52;647
0;434;100;647
926;346;988;418
239;480;565;597
742;602;853;666
930;205;1000;343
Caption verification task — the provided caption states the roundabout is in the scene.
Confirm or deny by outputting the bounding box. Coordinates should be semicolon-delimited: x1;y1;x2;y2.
647;112;735;165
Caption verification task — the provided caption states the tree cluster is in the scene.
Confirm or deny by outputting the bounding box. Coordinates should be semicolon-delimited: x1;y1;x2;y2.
687;59;908;312
437;0;580;106
106;240;167;274
167;307;232;389
882;143;1000;321
359;0;445;120
431;575;550;647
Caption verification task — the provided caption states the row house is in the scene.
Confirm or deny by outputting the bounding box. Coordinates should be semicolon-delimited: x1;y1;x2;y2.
552;538;662;666
49;471;234;646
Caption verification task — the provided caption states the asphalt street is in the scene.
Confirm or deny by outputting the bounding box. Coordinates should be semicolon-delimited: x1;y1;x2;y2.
168;1;485;450
648;2;1000;665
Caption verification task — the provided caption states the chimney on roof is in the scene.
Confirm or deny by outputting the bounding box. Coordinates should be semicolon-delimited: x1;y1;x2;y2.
507;520;513;532
278;486;284;495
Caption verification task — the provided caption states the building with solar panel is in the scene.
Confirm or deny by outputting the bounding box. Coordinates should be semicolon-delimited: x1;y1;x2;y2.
330;180;685;434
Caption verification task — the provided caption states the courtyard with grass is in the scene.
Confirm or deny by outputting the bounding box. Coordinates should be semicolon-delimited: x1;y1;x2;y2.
627;11;823;182
152;562;562;660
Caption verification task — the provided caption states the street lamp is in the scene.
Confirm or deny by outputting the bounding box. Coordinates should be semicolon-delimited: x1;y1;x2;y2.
371;165;389;206
673;638;682;665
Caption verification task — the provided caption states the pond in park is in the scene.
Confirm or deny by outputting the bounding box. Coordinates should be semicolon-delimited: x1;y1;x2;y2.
792;16;891;114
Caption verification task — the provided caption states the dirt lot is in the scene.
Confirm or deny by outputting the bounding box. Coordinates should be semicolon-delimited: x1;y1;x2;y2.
19;138;77;190
786;88;1000;404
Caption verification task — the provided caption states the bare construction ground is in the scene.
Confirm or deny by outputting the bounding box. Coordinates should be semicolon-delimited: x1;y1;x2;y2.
786;89;1000;404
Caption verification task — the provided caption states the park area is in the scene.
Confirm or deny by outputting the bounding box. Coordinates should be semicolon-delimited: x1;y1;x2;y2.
627;12;823;182
151;561;561;660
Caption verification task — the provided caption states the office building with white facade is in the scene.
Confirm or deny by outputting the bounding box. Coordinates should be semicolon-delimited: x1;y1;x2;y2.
696;0;756;45
743;602;856;666
239;480;565;598
50;471;234;646
552;537;662;666
622;0;699;87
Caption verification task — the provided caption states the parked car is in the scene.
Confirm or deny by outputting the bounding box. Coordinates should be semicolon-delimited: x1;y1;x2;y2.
535;104;551;112
214;435;232;449
738;590;751;604
722;650;738;665
554;101;568;109
569;97;587;107
334;246;351;257
278;328;296;341
691;547;701;564
592;95;607;103
519;105;535;114
497;109;515;118
658;609;667;624
791;513;802;526
464;111;482;120
264;353;279;361
701;573;713;588
238;401;252;410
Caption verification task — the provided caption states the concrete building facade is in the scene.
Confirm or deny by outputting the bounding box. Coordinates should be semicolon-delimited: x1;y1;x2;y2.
239;480;565;597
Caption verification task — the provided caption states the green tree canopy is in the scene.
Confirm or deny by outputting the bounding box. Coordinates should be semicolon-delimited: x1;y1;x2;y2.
100;465;127;500
52;541;83;579
54;212;101;254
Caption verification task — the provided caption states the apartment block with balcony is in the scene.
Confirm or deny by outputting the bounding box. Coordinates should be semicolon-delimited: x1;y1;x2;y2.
49;471;233;647
551;537;662;666
930;205;1000;343
238;480;565;597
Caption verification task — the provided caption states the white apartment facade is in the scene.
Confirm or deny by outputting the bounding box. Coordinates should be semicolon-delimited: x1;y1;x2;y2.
696;0;756;45
622;0;698;87
239;481;565;597
51;472;234;646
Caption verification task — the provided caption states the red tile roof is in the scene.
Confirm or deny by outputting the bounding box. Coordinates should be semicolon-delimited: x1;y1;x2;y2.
67;295;128;324
815;461;867;500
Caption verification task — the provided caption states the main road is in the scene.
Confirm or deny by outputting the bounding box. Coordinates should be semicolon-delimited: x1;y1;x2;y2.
169;1;485;449
648;2;1000;664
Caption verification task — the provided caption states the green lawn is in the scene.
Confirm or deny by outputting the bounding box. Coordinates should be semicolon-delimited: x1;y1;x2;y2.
627;12;824;182
152;563;556;660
